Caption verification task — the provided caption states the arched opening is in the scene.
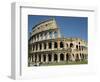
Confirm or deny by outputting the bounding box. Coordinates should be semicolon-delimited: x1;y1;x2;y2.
31;55;33;62
66;53;69;61
40;33;42;40
49;32;52;39
48;54;52;62
60;53;64;61
70;43;73;48
43;55;46;62
40;43;42;50
60;42;64;48
54;54;57;61
36;44;38;50
39;54;41;62
44;32;47;39
54;42;57;48
49;42;52;49
80;53;82;58
45;32;47;39
35;54;37;63
76;45;78;50
79;46;81;50
66;43;68;47
44;43;46;49
33;45;34;51
37;35;39;40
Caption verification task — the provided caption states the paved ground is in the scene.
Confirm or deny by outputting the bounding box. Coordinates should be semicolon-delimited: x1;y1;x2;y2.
41;60;88;66
28;60;88;66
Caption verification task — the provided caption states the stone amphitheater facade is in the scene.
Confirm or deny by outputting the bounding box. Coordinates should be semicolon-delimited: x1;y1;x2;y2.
28;18;88;66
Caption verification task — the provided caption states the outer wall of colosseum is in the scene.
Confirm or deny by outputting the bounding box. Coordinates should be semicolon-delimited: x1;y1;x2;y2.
28;18;88;66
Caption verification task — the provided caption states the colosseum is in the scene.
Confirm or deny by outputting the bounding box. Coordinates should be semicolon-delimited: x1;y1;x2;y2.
28;18;88;66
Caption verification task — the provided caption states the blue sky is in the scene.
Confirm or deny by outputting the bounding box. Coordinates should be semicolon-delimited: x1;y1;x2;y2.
28;15;88;41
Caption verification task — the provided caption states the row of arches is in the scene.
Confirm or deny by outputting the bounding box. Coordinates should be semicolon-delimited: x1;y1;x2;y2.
32;41;65;51
30;30;59;43
29;53;87;64
31;42;71;51
30;41;86;51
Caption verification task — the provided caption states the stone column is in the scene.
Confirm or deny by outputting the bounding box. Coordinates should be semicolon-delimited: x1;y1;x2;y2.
74;54;76;61
46;54;48;63
34;37;36;42
30;55;32;62
64;53;66;61
71;54;75;61
46;42;49;50
34;44;36;52
42;43;44;51
35;35;37;41
41;54;43;62
31;44;33;51
43;33;45;40
78;53;81;61
52;53;54;62
38;43;40;51
69;54;73;61
57;53;60;62
52;41;54;50
47;32;50;39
